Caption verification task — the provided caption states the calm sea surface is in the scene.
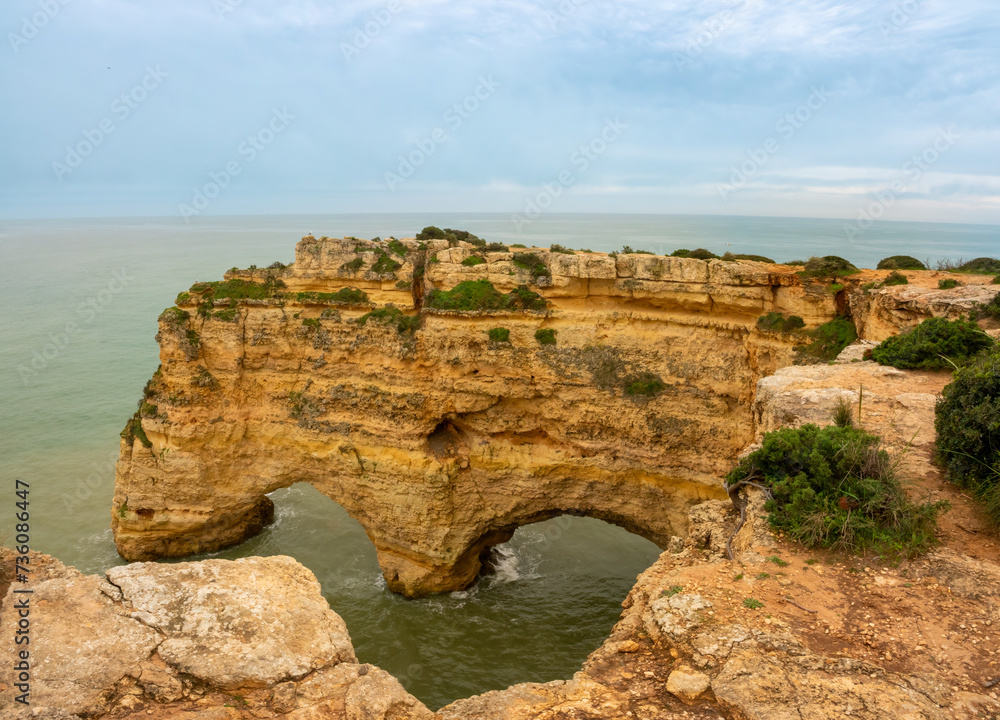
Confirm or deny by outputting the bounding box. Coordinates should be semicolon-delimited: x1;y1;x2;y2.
1;213;997;707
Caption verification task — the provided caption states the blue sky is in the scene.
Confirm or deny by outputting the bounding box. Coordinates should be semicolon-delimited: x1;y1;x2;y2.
1;0;998;222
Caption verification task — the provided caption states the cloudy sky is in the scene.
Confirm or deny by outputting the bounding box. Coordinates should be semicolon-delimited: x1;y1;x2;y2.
2;0;998;223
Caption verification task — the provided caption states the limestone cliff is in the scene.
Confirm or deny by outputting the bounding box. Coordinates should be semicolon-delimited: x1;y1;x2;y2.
109;235;994;597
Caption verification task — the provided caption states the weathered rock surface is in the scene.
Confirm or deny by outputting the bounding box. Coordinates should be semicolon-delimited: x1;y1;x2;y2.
113;237;848;597
0;552;430;720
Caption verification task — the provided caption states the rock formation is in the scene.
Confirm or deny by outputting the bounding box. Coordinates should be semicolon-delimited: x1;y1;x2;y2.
111;237;846;597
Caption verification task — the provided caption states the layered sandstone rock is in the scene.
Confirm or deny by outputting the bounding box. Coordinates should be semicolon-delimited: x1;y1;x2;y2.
110;234;998;597
0;552;431;720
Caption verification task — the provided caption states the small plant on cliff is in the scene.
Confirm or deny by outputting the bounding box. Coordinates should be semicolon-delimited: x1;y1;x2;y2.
800;255;858;280
938;278;960;290
191;367;218;389
121;414;153;449
935;346;1000;528
357;305;420;334
301;317;321;329
726;424;948;555
395;280;412;290
387;239;409;257
159;307;190;324
870;317;993;371
877;256;926;271
722;252;776;263
211;308;238;322
757;312;805;333
371;251;402;275
462;255;486;267
488;327;510;343
175;291;192;305
512;252;551;283
535;328;557;346
296;288;369;305
424;279;547;312
623;372;666;398
485;242;509;253
550;243;575;255
970;291;1000;322
340;257;365;274
794;317;857;364
671;248;717;260
832;396;854;428
743;598;764;610
881;271;909;287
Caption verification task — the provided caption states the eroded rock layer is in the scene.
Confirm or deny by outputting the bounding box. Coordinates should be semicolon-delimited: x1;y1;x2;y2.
109;236;987;596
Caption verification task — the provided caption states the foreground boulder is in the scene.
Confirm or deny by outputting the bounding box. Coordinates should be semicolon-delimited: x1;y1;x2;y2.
0;553;431;720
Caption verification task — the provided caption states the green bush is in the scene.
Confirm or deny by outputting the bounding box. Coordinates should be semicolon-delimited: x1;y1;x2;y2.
424;279;547;312
416;226;446;241
190;279;276;302
550;244;575;254
535;328;557;345
993;275;1000;285
485;242;509;253
757;312;805;333
120;413;153;448
935;347;1000;527
938;278;961;290
340;257;365;273
722;252;776;263
211;308;238;322
296;288;369;305
871;317;993;370
726;424;947;554
372;251;402;275
783;260;807;266
357;305;420;334
395;280;412;290
881;271;909;286
624;373;666;397
175;291;192;305
488;327;510;343
301;318;321;329
387;239;409;257
971;292;1000;322
670;248;718;260
795;317;857;363
801;256;858;279
832;396;854;428
512;252;551;281
877;256;926;271
959;257;1000;274
159;307;190;324
462;255;486;267
621;245;655;255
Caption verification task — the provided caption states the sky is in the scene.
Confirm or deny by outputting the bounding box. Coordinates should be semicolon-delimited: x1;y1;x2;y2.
1;0;999;223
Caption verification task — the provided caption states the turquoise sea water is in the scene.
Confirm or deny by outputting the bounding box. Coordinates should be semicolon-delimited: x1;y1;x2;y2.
1;213;997;708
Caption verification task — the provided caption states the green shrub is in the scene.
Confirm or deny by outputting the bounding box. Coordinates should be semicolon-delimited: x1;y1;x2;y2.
190;279;276;302
416;226;447;241
935;346;1000;527
387;239;409;257
485;242;509;253
301;317;321;329
938;278;960;290
993;275;1000;285
882;271;909;286
722;252;776;263
462;255;486;267
296;288;369;305
121;413;153;448
488;327;510;343
783;260;807;266
832;396;854;428
958;257;1000;274
424;279;547;312
620;245;654;255
743;598;764;610
395;280;412;290
671;248;718;260
624;373;666;397
211;308;238;322
550;243;575;254
757;312;805;333
971;292;1000;322
340;257;365;273
828;283;845;294
175;291;192;305
357;305;420;334
510;243;527;248
795;317;857;363
870;317;993;370
160;307;190;324
726;424;947;554
512;252;551;281
801;256;858;279
535;328;557;345
877;256;926;271
372;251;402;275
